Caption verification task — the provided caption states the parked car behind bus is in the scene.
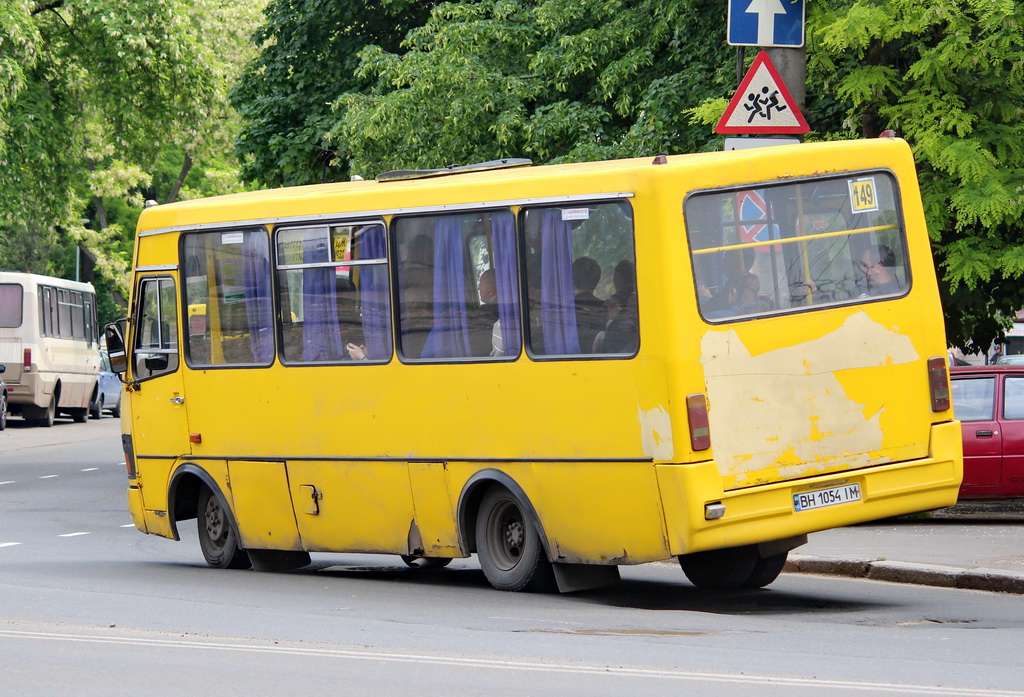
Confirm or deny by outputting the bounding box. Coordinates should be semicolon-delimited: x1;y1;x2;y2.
951;365;1024;499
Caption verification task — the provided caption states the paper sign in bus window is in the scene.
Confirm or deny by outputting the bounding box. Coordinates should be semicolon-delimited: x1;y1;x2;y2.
848;177;879;213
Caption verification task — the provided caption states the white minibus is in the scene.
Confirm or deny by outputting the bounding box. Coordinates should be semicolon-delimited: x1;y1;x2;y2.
0;272;101;426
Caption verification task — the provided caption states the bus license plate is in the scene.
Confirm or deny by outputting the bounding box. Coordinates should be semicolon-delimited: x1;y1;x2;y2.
793;483;861;512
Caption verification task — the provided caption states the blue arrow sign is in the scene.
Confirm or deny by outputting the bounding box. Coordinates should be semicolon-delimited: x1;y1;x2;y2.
728;0;805;48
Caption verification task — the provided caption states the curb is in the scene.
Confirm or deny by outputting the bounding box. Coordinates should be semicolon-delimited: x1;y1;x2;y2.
785;555;1024;594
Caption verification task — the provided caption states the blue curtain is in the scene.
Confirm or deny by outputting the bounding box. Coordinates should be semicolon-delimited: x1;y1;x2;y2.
359;225;391;360
420;216;471;358
301;234;345;362
491;211;521;356
539;209;580;354
241;232;274;363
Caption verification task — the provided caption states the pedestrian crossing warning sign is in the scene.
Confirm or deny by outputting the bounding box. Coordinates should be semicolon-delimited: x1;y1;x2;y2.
716;51;809;135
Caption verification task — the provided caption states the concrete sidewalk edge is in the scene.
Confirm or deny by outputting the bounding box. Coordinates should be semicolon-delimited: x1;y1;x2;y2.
786;554;1024;594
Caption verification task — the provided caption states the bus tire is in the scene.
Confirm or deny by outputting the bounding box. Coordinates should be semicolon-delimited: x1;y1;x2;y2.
475;487;556;592
401;555;453;569
0;392;7;431
90;394;103;420
678;545;759;590
741;551;788;589
197;485;251;570
33;395;56;427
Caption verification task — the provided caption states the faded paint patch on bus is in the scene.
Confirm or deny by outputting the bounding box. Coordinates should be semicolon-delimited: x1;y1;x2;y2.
701;311;922;488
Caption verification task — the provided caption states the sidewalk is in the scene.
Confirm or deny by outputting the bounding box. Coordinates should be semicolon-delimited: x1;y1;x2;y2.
785;502;1024;593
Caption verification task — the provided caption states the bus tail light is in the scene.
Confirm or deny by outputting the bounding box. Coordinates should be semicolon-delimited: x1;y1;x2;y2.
23;348;31;372
686;393;711;451
928;357;950;412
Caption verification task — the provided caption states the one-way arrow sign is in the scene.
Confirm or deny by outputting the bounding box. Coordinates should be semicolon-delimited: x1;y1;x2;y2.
728;0;805;48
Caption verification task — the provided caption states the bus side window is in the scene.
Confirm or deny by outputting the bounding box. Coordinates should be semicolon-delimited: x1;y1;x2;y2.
274;222;391;364
393;209;520;361
183;229;275;366
521;201;638;358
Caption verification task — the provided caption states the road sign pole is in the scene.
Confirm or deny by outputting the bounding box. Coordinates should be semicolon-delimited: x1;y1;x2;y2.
765;46;806;122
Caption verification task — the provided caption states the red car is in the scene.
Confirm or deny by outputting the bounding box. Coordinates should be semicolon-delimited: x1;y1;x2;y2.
950;365;1024;499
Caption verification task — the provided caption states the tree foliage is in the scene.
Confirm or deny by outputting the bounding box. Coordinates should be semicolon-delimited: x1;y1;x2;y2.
333;0;733;176
230;0;432;187
0;0;263;323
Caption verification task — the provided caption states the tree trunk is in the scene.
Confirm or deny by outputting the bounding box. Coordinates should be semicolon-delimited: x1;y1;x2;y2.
165;153;193;204
93;196;108;230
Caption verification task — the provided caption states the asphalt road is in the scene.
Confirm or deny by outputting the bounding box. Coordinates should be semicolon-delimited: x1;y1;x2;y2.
2;417;1024;696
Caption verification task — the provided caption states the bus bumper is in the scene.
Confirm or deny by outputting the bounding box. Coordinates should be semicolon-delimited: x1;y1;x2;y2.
126;486;149;534
656;421;963;556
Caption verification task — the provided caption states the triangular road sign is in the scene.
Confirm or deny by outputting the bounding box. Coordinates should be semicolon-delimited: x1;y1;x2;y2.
716;51;809;135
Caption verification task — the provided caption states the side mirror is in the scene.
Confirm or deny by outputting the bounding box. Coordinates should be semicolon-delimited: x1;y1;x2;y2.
104;320;129;374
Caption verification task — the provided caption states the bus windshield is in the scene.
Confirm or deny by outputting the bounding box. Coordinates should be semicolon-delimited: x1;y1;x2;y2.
686;171;908;321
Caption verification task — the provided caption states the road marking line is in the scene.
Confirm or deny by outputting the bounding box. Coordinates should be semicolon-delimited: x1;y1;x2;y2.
58;532;90;538
39;475;58;479
80;467;99;472
0;629;1018;696
119;524;135;528
0;481;14;486
0;543;22;548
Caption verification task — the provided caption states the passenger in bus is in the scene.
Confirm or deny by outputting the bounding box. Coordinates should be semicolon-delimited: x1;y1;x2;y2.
594;260;638;354
573;257;608;353
470;269;501;357
346;342;367;360
604;260;636;319
399;285;434;358
860;244;902;295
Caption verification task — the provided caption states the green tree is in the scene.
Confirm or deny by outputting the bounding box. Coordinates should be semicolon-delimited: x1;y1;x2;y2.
332;0;732;178
230;0;432;188
806;0;1024;352
0;0;263;324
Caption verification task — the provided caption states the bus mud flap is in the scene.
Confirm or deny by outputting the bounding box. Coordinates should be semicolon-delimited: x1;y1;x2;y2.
552;563;621;593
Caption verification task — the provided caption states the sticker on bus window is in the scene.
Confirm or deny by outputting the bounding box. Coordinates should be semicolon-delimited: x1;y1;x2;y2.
221;232;245;245
562;208;590;221
848;177;879;213
332;232;350;263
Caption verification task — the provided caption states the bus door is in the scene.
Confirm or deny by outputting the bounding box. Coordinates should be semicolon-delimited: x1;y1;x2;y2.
128;274;190;511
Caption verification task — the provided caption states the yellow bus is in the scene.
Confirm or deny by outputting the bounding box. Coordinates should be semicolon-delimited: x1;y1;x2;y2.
105;138;962;592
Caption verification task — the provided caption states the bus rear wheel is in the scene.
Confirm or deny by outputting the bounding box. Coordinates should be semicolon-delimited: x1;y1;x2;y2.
475;487;555;592
197;486;251;570
31;395;56;427
679;546;756;589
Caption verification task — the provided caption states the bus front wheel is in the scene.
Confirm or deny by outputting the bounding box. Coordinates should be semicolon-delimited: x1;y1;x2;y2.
197;486;251;570
475;487;555;592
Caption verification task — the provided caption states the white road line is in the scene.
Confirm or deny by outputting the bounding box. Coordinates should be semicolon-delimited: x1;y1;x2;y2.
119;524;134;528
0;481;14;486
58;532;90;538
0;629;1018;696
80;468;99;472
0;543;22;549
38;475;58;479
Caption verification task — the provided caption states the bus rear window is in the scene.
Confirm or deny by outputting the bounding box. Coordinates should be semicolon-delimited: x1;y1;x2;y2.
686;172;909;322
0;284;22;327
